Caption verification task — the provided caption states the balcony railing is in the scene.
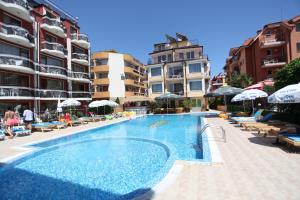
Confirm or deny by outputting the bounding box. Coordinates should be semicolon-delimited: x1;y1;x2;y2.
37;90;68;98
2;0;29;9
0;22;34;43
41;42;67;55
0;54;34;70
71;91;91;98
261;56;286;66
0;86;34;97
167;73;183;79
38;64;68;76
150;54;208;64
69;71;89;79
42;17;65;30
71;33;89;42
72;53;88;61
260;35;285;47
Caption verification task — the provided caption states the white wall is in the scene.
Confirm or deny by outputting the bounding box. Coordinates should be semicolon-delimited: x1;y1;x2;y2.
108;53;125;98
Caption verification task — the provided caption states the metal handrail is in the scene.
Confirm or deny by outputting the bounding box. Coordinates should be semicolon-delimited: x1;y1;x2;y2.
199;123;226;143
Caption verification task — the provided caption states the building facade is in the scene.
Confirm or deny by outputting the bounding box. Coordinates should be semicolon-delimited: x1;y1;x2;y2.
0;0;91;114
147;33;210;107
91;50;146;104
224;15;300;83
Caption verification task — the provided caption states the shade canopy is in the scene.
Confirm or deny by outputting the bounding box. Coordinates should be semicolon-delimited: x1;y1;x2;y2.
268;83;300;104
155;92;182;100
60;99;81;107
205;85;244;97
89;100;118;108
232;89;268;102
245;80;274;90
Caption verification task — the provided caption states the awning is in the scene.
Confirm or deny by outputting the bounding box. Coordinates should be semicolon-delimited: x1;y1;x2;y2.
245;80;274;90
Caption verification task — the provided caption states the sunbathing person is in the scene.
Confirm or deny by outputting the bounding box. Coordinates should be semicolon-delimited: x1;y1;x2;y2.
3;107;18;139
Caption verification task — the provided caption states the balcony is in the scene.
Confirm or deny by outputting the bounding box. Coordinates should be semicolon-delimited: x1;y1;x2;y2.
0;22;34;47
261;56;287;68
0;86;34;99
37;64;68;79
41;42;67;58
37;90;68;99
0;0;33;22
71;91;91;99
0;54;34;73
93;91;110;99
71;33;90;49
69;71;90;83
41;17;66;38
72;53;89;66
92;65;109;73
260;36;285;48
166;73;184;81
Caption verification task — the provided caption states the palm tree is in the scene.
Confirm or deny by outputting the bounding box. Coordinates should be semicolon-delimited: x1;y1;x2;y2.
229;74;253;88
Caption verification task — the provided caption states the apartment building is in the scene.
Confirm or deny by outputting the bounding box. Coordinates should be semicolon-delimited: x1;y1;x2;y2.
147;33;210;107
0;0;91;114
224;15;300;83
91;50;146;104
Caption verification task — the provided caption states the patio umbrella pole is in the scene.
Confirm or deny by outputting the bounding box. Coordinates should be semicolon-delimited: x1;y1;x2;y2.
251;100;254;115
167;98;169;114
224;95;227;112
243;100;245;112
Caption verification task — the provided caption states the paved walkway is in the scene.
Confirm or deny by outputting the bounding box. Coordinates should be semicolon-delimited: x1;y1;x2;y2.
1;116;300;200
143;117;300;200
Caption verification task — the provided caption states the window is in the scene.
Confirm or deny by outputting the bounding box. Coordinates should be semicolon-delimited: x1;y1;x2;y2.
189;63;201;73
179;53;184;60
45;34;57;43
297;43;300;53
97;73;108;79
187;51;194;59
152;83;162;93
94;59;108;66
0;72;29;87
150;67;161;76
41;55;63;67
0;42;29;58
189;81;202;91
161;55;166;62
266;49;272;56
296;23;300;32
167;54;172;62
265;30;271;37
96;85;108;92
3;14;21;26
42;79;64;90
72;64;86;72
72;83;85;91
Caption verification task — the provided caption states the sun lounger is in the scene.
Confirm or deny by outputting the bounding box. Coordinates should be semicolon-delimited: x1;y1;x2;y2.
231;109;264;123
48;121;67;129
236;112;273;126
12;126;31;136
0;129;5;140
72;115;87;125
32;123;55;132
282;135;300;148
255;124;298;137
241;120;285;131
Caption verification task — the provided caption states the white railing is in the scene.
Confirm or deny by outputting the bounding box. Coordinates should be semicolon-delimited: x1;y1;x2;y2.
71;33;89;42
0;22;34;43
42;16;64;29
0;86;34;97
2;0;29;9
41;41;67;55
37;89;68;98
72;53;88;60
69;71;89;79
0;53;34;69
38;64;68;76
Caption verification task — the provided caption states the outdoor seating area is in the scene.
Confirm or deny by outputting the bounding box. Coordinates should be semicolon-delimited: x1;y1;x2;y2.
0;99;137;141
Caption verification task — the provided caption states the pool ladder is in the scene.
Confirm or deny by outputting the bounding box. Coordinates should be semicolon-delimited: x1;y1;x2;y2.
199;124;226;143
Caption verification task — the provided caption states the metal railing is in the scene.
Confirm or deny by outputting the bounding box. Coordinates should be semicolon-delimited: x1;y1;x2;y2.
42;17;65;30
41;41;67;55
0;54;34;69
0;22;34;43
37;90;68;98
71;91;91;98
38;64;68;76
69;71;89;79
72;53;88;61
71;33;89;42
199;123;226;143
167;73;183;79
0;86;34;97
2;0;29;9
261;56;286;65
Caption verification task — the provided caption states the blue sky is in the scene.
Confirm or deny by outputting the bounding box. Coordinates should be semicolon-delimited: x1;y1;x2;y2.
51;0;299;76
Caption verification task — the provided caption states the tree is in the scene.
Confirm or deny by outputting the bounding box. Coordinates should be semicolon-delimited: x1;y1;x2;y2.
228;74;253;88
274;58;300;90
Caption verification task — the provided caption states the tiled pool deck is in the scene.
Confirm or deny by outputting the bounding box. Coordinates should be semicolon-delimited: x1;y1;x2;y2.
1;116;300;200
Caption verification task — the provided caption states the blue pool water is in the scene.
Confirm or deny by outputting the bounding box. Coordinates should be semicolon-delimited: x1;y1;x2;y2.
0;114;211;200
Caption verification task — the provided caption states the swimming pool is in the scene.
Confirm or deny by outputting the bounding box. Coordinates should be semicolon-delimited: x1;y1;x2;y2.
0;114;211;200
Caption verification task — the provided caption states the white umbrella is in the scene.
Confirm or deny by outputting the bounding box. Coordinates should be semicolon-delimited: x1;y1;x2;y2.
231;89;268;112
268;83;300;104
60;99;81;107
89;100;118;115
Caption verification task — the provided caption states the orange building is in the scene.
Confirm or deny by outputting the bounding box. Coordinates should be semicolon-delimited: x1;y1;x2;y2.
224;15;300;83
